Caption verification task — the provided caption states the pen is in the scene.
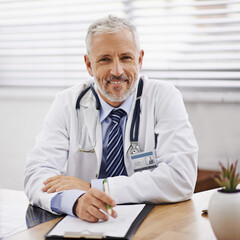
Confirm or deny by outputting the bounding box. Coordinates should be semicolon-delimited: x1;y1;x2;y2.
103;179;112;215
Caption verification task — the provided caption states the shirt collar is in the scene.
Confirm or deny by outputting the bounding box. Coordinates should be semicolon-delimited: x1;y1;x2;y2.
96;88;135;123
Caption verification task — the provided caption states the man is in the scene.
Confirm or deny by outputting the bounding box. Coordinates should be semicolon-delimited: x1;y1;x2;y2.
24;15;198;223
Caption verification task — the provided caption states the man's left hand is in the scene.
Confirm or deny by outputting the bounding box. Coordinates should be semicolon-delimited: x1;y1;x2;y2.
42;175;91;193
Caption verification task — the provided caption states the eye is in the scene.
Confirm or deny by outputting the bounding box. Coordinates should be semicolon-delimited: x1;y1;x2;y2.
99;58;110;62
121;56;132;60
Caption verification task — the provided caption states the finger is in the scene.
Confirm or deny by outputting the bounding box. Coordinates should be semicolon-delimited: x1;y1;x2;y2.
74;195;99;222
46;187;57;193
45;177;80;188
49;180;75;192
101;203;118;218
42;177;66;191
43;175;62;184
97;201;118;218
45;181;87;192
82;211;99;223
111;208;118;218
88;192;117;218
91;197;109;213
55;184;73;192
55;182;81;192
88;189;118;218
55;186;64;192
42;184;52;192
87;205;109;221
91;189;116;207
42;181;58;192
46;184;63;193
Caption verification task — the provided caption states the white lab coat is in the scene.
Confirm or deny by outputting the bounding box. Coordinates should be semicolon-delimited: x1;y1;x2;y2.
24;75;198;213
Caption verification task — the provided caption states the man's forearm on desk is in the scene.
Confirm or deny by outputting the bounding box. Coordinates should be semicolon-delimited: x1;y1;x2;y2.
51;180;104;216
51;190;85;216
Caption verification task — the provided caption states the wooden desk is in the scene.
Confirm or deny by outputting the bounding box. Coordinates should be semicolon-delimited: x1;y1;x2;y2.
1;189;217;240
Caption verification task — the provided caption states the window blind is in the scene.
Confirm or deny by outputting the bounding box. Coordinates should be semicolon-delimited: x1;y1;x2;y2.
134;0;240;83
0;0;240;87
0;0;127;86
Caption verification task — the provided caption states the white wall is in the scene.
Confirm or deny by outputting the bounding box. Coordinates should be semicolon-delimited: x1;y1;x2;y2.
185;100;240;170
0;86;240;190
0;87;60;190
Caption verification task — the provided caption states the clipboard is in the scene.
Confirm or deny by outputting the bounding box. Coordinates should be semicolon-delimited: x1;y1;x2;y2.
45;204;153;240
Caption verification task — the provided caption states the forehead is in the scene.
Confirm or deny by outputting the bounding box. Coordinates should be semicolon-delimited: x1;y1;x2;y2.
91;28;137;57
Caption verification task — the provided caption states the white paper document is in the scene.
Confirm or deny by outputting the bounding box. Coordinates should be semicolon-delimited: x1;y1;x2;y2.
47;204;145;238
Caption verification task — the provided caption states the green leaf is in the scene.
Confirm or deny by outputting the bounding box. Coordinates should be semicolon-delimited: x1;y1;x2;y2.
215;160;240;191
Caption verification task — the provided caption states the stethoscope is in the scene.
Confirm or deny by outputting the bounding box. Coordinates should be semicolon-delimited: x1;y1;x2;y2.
75;78;143;155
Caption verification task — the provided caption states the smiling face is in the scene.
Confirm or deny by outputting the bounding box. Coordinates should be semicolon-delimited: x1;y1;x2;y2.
84;28;144;107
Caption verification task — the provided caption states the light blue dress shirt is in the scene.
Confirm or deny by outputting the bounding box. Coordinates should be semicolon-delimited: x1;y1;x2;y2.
51;89;134;216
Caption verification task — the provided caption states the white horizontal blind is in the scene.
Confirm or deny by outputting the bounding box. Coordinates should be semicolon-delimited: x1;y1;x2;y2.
0;0;127;86
134;0;240;82
0;0;240;87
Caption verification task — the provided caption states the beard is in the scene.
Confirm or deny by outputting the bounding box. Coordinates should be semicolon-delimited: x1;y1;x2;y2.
94;71;139;103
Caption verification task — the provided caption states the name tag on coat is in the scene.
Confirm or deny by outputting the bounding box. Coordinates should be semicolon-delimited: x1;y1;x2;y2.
130;151;157;172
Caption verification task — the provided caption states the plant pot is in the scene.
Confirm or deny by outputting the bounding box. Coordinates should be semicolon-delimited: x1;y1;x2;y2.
208;189;240;240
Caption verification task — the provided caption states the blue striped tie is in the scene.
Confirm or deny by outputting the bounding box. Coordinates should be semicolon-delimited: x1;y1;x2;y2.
106;109;127;177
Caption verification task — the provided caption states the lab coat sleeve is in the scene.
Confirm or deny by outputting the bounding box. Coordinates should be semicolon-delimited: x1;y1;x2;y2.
108;83;198;204
51;190;85;216
24;92;70;213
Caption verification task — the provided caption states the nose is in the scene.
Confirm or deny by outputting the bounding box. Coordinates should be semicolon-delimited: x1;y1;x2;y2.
110;58;124;77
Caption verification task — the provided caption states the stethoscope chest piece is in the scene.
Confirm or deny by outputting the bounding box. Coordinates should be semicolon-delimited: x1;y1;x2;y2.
128;142;141;155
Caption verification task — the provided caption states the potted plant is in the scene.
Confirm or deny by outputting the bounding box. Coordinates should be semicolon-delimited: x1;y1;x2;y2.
208;160;240;240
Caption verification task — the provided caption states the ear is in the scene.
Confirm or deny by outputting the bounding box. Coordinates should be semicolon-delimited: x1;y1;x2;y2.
138;49;144;70
84;54;94;76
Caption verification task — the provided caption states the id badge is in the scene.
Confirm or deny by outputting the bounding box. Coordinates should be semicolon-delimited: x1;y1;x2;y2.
130;150;157;172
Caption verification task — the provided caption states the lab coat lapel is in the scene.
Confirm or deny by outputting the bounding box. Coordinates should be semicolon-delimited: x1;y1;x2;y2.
124;92;137;156
124;116;131;156
95;119;102;168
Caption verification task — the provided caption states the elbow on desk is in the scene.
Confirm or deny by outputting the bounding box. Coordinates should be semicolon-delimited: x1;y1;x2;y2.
158;163;197;203
24;166;47;208
171;176;196;203
154;182;194;204
24;174;58;214
24;173;39;206
167;157;198;203
154;169;196;204
137;168;196;204
170;170;196;203
175;186;194;203
144;183;194;205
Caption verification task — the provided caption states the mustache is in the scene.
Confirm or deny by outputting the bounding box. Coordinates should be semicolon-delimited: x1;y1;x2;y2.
105;74;129;82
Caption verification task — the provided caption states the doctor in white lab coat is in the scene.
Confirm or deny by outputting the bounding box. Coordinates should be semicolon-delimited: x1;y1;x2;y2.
24;15;198;222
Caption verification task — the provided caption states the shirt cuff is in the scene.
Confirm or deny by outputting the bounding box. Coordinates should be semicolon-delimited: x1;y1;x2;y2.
91;178;104;191
51;189;85;216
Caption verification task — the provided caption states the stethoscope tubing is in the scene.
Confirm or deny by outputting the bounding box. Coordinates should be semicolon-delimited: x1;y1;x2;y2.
130;78;143;142
76;78;143;151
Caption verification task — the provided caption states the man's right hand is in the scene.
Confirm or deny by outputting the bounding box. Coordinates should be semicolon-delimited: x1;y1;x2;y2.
74;188;118;222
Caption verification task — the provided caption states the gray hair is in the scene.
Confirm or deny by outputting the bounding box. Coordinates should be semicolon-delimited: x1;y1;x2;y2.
85;15;140;57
